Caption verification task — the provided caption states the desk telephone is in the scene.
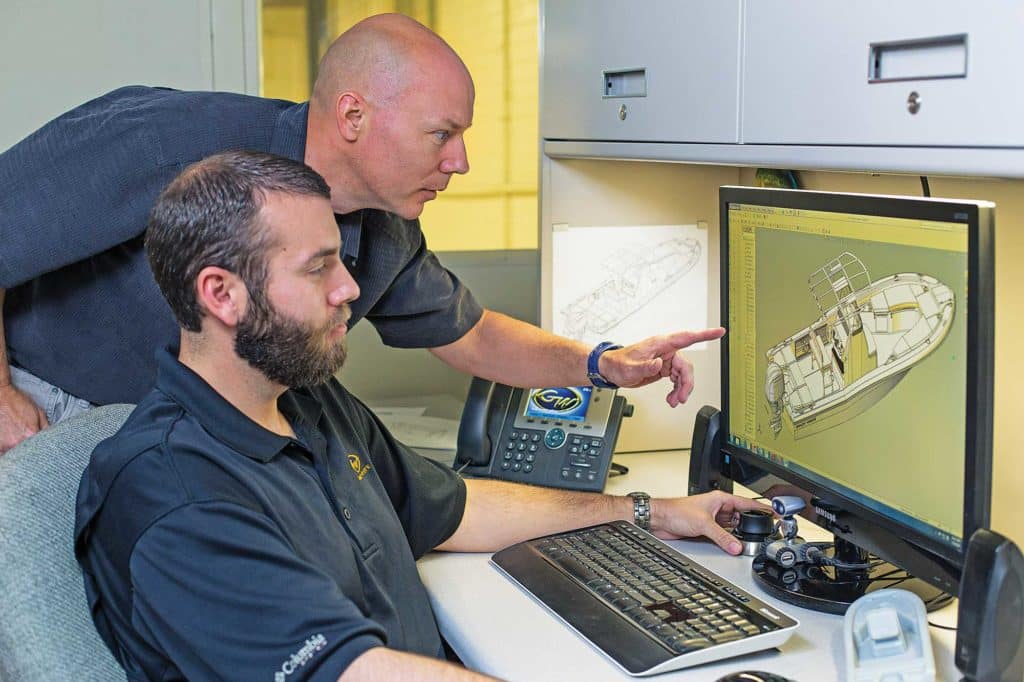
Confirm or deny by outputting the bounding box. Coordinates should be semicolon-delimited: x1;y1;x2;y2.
454;378;633;492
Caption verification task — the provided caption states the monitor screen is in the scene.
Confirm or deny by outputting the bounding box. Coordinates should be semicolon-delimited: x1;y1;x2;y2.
719;186;994;608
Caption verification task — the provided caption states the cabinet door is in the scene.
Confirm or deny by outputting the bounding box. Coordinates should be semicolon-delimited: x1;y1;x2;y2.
742;1;1024;146
541;0;741;143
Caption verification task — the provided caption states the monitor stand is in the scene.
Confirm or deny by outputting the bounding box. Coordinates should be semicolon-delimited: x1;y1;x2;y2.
751;536;954;615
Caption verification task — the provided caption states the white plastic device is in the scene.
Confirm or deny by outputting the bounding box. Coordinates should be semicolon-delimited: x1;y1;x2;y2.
843;588;936;681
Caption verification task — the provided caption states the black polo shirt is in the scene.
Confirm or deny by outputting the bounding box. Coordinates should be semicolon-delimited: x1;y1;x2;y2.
74;347;467;681
0;86;482;404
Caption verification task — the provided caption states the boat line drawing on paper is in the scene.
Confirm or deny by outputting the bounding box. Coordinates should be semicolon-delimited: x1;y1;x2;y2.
764;252;954;439
560;237;702;341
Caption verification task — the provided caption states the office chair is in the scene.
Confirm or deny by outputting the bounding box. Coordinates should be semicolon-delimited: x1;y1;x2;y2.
0;404;134;682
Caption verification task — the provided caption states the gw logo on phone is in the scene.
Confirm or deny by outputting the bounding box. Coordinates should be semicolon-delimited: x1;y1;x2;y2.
530;387;583;413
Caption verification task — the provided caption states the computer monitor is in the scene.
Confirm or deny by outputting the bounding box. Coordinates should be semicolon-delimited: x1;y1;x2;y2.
719;186;995;614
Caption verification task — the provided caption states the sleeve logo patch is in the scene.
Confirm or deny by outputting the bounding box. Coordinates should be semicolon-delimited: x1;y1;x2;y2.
347;453;372;481
274;633;328;681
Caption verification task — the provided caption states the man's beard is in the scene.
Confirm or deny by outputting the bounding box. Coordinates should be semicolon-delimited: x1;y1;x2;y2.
234;292;349;389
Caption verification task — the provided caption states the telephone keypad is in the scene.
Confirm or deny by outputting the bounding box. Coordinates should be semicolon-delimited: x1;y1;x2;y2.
505;427;605;486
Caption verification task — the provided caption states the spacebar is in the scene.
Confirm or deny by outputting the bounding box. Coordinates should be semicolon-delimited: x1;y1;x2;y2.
491;543;672;675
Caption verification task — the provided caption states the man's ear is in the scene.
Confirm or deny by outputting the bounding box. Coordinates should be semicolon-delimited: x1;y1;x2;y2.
195;266;248;328
335;92;366;142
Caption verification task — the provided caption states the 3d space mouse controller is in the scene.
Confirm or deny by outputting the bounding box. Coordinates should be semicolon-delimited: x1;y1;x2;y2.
732;510;778;556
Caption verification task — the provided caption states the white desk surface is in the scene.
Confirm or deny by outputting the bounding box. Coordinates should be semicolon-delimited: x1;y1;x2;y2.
417;450;960;681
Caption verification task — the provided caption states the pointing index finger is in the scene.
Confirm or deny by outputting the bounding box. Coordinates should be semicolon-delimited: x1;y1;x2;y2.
663;326;726;350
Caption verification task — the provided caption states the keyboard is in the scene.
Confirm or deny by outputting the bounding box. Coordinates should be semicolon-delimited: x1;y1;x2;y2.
491;520;799;676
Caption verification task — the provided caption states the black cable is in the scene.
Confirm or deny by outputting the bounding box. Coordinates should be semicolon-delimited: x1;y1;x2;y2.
928;622;957;632
920;176;931;197
822;557;873;571
609;461;629;477
870;566;907;581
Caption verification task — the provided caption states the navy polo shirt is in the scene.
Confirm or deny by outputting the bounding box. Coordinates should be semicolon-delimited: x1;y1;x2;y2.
0;86;482;405
74;347;467;681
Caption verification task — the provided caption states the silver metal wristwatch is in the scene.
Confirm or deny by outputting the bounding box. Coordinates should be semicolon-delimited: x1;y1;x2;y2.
627;491;651;531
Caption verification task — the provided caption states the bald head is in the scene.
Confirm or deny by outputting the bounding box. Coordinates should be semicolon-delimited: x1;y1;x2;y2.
304;13;474;218
311;13;469;111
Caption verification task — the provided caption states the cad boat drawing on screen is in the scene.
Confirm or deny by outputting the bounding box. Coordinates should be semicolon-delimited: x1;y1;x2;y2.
764;251;954;439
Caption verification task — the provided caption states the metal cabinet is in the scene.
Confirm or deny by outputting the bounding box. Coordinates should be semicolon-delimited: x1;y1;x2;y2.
742;1;1024;147
541;0;741;143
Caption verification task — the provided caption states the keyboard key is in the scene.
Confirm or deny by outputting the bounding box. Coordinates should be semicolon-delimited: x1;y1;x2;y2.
710;631;745;644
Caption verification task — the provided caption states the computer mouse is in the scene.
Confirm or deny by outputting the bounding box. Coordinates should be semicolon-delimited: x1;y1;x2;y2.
714;671;794;682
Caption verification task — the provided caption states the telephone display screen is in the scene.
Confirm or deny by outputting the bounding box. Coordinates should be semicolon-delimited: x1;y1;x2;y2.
523;386;593;422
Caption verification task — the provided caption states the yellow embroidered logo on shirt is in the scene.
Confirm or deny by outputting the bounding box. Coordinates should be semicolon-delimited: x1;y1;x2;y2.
347;453;371;481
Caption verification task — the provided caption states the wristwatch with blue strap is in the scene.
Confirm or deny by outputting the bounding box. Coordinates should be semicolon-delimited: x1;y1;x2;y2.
587;341;622;389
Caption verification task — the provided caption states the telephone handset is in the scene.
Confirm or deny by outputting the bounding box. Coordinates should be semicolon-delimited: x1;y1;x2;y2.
455;377;633;492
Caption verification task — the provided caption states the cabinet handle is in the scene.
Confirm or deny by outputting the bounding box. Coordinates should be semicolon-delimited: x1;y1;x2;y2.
869;34;967;83
603;68;646;98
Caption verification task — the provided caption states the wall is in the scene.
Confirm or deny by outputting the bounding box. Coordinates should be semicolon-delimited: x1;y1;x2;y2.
0;0;258;152
261;0;310;103
738;168;1023;550
423;0;539;251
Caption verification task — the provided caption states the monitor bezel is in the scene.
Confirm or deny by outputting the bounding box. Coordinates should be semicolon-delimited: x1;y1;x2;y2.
718;185;994;587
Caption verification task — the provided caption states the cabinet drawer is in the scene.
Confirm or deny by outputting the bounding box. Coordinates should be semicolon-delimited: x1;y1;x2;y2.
541;0;740;143
742;1;1024;146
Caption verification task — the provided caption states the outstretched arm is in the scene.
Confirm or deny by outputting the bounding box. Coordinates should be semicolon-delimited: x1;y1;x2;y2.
429;310;725;406
437;479;766;555
0;289;48;454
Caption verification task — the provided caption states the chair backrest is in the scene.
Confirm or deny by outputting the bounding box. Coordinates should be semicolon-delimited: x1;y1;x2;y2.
0;404;134;682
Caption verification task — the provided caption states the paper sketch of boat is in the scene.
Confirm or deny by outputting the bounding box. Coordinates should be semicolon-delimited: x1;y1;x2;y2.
764;252;954;439
560;237;701;341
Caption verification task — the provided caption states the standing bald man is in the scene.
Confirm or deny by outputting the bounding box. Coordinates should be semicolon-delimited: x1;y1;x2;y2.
0;14;723;453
